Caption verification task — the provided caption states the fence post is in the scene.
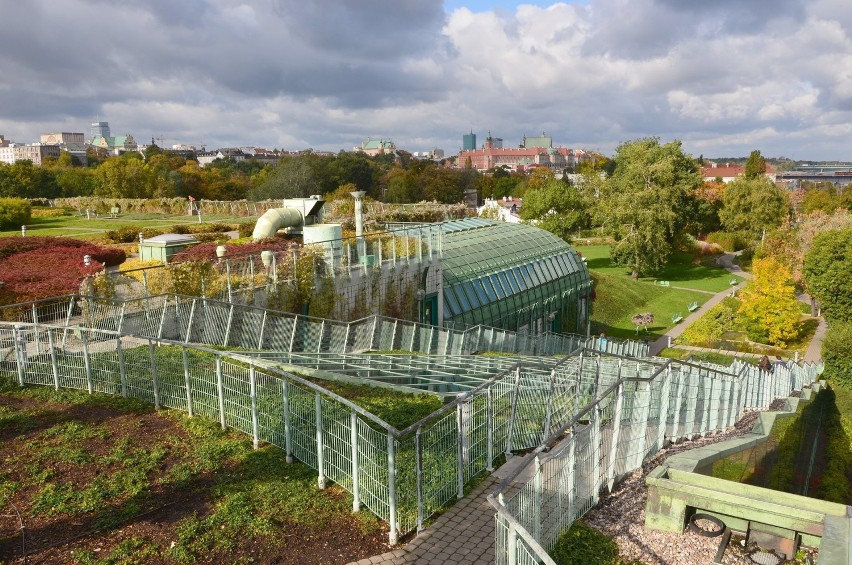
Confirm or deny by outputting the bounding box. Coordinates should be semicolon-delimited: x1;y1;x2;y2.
486;386;494;472
533;456;543;542
157;296;168;339
504;367;522;455
456;400;465;499
633;381;652;470
184;299;196;344
182;347;194;417
318;319;325;353
223;305;234;347
416;427;424;531
31;304;41;356
13;325;26;386
371;316;380;351
117;302;127;335
257;310;267;349
216;356;226;429
344;322;352;354
47;329;60;390
282;379;293;463
147;339;160;409
700;372;712;436
350;410;360;512
116;336;128;397
606;382;625;491
541;369;557;444
81;330;93;394
249;367;259;450
506;518;518;565
289;315;298;353
387;430;398;545
591;403;602;505
315;391;325;489
657;365;673;451
671;365;684;440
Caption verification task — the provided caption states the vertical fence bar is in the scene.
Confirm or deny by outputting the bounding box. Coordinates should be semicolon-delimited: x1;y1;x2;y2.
283;379;293;463
31;305;41;356
606;383;624;491
116;336;128;397
671;366;684;440
657;365;672;450
591;404;602;505
48;329;60;390
13;325;25;386
533;457;543;542
504;367;522;455
81;330;93;394
387;431;398;545
350;410;360;512
148;339;160;409
250;367;259;449
184;299;196;344
315;391;325;489
216;356;226;429
486;386;495;472
541;369;557;443
416;427;424;531
457;400;465;498
257;310;267;349
157;297;168;339
223;305;234;347
182;347;194;417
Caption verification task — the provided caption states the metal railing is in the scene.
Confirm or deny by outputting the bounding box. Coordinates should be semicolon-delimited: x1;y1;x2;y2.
0;294;650;359
488;356;823;564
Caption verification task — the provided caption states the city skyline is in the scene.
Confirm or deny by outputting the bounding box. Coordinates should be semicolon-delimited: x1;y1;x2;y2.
1;0;850;160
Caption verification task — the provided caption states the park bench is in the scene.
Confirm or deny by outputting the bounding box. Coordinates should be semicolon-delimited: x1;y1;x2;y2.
107;206;121;218
729;278;738;286
671;312;683;324
687;301;699;312
657;280;670;287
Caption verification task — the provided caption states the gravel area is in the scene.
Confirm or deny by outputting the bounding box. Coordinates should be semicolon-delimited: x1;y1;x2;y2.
582;409;817;565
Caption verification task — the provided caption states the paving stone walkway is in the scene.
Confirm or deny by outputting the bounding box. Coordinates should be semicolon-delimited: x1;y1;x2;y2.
348;476;501;565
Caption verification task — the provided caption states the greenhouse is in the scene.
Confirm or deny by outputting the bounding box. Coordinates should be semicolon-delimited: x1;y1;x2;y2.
437;218;592;334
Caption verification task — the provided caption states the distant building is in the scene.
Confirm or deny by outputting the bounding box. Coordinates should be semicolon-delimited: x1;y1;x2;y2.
40;132;88;165
356;138;397;157
87;121;138;155
0;135;8;147
196;148;247;167
462;132;477;151
0;142;61;166
413;148;445;160
702;163;776;183
458;131;584;173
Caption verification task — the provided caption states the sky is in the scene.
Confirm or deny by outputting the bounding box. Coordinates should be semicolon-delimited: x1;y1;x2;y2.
1;0;851;161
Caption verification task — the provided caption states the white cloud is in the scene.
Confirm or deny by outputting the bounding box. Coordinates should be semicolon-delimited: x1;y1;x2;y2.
0;0;850;159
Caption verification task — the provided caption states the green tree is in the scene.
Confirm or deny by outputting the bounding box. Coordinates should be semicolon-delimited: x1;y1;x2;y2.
248;155;319;200
601;138;701;278
719;176;789;238
519;174;586;242
803;227;852;322
800;188;839;214
744;149;767;179
738;257;801;347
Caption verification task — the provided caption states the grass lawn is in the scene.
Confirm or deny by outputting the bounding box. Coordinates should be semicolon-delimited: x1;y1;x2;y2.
1;212;254;240
576;245;742;292
577;244;746;341
0;383;388;563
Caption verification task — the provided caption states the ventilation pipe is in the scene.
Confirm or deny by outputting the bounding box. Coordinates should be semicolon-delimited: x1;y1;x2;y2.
351;190;366;258
252;207;304;240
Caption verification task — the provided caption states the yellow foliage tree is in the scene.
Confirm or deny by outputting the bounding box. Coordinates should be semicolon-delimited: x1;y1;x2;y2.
738;257;801;347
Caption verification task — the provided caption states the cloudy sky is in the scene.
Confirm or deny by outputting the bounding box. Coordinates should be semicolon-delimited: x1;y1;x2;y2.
1;0;851;160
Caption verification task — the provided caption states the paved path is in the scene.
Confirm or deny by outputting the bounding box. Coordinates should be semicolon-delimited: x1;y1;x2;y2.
348;476;501;565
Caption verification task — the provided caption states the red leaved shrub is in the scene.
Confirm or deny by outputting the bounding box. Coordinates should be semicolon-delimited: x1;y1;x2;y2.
171;237;292;263
0;236;125;305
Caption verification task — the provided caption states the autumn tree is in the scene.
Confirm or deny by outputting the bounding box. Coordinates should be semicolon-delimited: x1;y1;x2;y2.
738;257;801;347
803;227;852;322
719;176;788;238
601;138;701;278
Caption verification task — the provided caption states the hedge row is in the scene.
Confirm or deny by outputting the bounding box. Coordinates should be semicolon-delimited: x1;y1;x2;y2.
0;198;31;229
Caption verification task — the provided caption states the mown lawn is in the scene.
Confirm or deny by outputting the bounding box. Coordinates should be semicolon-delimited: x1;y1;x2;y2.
576;245;742;292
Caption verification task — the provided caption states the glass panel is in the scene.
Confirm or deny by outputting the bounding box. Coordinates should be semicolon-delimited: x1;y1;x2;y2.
512;267;528;291
462;281;481;309
499;271;517;295
489;274;506;299
476;278;496;303
444;288;461;316
453;284;471;312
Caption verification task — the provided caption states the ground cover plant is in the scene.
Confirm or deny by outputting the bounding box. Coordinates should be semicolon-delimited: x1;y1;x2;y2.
0;237;125;307
0;383;388;564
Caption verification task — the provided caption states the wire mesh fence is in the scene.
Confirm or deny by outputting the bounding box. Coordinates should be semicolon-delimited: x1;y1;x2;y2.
0;294;649;359
488;356;823;565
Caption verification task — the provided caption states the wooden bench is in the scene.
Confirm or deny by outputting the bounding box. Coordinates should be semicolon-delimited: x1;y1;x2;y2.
657;280;670;287
672;312;683;324
687;301;699;312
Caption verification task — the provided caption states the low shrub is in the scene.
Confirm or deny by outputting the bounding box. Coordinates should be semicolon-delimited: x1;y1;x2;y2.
238;222;255;238
676;297;739;347
171;238;290;263
0;198;32;229
706;231;750;252
103;226;164;243
30;207;71;218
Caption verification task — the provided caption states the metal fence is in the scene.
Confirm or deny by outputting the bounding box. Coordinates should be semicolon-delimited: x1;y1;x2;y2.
488;356;824;565
0;294;649;359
